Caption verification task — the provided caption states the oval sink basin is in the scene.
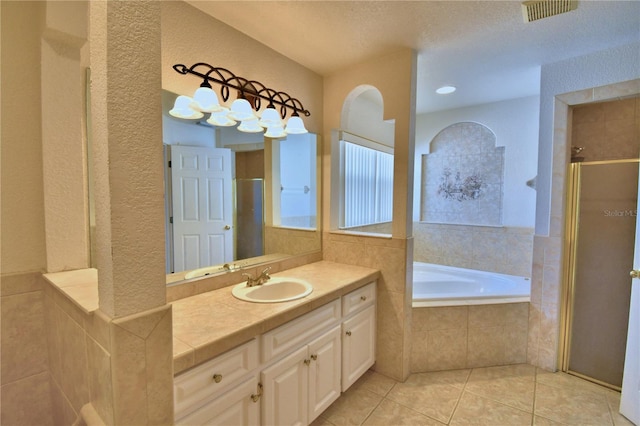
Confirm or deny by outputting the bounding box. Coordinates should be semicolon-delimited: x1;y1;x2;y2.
231;277;313;303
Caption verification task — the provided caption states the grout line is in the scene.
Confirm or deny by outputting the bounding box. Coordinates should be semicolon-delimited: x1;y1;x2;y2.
445;367;473;425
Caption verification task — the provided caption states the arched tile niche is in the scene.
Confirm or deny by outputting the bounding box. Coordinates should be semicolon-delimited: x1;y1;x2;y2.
421;122;504;226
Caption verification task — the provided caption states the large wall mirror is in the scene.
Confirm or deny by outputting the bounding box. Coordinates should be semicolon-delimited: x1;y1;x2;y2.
162;90;321;284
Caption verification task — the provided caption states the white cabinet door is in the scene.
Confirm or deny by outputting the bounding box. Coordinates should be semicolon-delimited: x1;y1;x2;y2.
308;326;342;423
342;305;376;391
176;375;260;426
261;346;309;426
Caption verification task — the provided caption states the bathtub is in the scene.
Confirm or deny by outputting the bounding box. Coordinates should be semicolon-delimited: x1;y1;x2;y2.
412;262;530;307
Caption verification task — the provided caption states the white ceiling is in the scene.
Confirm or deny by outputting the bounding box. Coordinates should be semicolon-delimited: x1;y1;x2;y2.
186;1;640;114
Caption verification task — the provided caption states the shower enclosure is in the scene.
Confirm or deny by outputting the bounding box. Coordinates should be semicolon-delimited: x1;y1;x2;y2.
235;178;264;260
561;159;639;389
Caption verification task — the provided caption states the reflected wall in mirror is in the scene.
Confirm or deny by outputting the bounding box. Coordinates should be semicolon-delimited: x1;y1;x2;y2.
162;90;321;283
331;85;395;235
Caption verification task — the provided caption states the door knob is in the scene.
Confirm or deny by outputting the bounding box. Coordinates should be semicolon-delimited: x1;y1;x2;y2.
631;270;640;279
224;225;231;230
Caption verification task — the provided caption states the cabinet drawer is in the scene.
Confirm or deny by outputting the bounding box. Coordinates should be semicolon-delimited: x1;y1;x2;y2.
261;299;341;363
342;282;376;316
174;339;258;417
176;375;260;426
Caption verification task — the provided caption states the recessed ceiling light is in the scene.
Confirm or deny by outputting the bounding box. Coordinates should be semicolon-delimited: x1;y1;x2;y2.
436;85;456;95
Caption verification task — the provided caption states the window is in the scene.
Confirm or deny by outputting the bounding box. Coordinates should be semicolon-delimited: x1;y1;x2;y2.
340;140;393;228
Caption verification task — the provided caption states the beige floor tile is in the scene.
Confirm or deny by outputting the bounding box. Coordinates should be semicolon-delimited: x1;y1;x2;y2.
534;382;613;425
355;370;398;397
321;386;383;426
534;415;566;425
606;391;635;426
363;399;445;425
536;370;612;397
386;372;467;423
410;369;472;388
450;392;533;425
468;364;536;382
311;416;336;426
464;375;535;412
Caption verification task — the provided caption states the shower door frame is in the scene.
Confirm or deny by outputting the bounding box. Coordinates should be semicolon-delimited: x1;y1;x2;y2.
559;158;639;390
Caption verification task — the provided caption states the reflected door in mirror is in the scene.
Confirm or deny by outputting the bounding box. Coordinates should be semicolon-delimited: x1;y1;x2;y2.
170;145;234;272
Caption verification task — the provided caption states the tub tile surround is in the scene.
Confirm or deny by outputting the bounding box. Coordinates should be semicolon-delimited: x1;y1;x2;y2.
25;272;175;426
323;231;412;382
414;222;534;277
0;272;53;426
171;260;380;373
311;364;631;426
411;303;529;373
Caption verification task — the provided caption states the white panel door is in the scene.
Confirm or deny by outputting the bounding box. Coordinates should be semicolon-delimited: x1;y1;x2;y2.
308;326;342;423
261;346;309;426
620;163;640;425
171;145;233;272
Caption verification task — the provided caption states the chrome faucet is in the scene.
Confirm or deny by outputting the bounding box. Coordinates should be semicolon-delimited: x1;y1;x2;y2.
242;267;272;287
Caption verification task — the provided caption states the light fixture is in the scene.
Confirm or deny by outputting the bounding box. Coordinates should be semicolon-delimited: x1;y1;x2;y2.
206;110;236;127
264;125;287;138
284;115;308;134
436;85;456;95
169;95;204;119
237;118;263;133
172;62;310;136
258;106;283;128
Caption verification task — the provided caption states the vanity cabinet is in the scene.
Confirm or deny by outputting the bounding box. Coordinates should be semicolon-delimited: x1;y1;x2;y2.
342;305;376;391
174;339;260;425
174;281;376;426
261;325;342;425
177;375;260;425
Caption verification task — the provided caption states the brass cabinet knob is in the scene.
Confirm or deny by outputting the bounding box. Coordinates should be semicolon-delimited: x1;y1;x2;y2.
251;383;263;403
346;331;352;336
303;359;311;366
310;354;318;361
360;295;367;301
212;374;222;383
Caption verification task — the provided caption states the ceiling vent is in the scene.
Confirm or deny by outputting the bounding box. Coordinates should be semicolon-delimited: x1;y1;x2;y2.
522;0;578;22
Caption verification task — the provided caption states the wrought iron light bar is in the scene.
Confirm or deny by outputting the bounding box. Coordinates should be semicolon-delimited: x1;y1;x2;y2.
173;62;310;119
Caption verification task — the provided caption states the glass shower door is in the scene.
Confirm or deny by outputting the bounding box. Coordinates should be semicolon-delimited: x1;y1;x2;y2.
566;160;639;388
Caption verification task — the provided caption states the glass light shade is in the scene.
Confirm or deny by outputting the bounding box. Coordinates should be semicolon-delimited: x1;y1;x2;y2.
169;95;203;119
284;116;308;134
190;87;223;113
435;85;456;94
206;109;236;127
237;118;264;133
228;99;256;121
264;125;286;138
258;107;282;128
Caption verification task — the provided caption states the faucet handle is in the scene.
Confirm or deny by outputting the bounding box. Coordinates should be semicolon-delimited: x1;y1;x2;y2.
261;267;272;276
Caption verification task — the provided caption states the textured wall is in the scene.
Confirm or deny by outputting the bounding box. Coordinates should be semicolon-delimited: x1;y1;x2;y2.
1;1;47;274
536;42;640;235
91;0;166;318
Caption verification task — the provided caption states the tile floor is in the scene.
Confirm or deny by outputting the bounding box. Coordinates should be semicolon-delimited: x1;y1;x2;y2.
312;364;634;426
